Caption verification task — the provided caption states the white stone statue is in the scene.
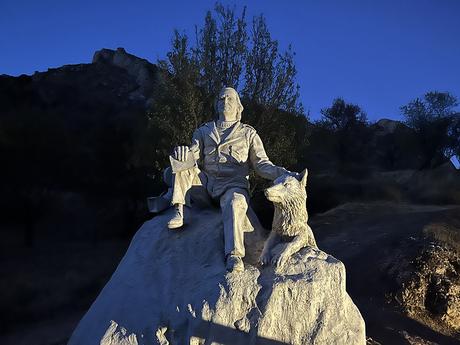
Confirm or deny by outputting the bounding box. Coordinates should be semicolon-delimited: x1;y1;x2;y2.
72;97;365;343
149;86;297;272
69;87;367;345
259;170;318;269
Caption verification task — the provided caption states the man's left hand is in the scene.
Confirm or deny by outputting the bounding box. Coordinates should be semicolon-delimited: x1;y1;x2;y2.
287;171;300;180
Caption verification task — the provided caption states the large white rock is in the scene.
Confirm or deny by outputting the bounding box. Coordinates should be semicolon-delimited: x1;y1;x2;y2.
69;207;366;345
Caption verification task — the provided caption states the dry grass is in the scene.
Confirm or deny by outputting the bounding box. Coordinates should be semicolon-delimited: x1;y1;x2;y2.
423;222;460;255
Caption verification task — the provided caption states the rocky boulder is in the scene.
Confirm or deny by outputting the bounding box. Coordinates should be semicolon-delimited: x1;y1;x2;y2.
68;207;366;345
397;241;460;336
374;118;401;136
92;47;158;104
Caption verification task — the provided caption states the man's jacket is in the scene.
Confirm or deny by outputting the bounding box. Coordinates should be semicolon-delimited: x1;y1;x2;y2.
190;121;289;198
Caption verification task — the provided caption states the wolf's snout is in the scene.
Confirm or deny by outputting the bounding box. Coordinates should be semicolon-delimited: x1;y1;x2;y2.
264;188;273;198
264;187;280;202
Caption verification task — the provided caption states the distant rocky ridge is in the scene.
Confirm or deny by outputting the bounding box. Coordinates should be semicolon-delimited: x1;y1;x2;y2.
1;47;159;111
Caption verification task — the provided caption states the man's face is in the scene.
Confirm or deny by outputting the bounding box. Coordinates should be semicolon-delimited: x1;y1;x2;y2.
217;88;238;121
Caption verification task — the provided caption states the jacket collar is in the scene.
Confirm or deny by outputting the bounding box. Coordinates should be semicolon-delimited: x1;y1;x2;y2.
207;121;220;144
223;121;242;145
207;120;242;146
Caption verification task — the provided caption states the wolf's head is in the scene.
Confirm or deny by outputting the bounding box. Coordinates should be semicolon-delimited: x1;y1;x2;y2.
264;169;308;205
264;169;309;235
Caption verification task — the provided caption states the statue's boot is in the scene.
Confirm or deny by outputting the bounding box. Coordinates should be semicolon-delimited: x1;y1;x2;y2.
168;204;184;229
226;255;244;272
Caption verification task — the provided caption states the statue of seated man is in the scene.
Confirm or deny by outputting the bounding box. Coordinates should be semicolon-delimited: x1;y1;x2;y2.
151;86;297;272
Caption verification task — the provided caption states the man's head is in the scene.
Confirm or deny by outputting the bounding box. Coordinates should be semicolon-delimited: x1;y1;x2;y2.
215;87;244;122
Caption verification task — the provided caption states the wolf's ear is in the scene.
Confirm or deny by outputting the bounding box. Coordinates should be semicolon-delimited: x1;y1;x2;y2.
300;168;308;187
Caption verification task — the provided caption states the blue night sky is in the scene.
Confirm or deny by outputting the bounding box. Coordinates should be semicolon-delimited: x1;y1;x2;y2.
1;0;459;121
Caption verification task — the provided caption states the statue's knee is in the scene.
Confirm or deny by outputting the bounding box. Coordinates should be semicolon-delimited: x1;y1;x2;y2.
230;192;248;211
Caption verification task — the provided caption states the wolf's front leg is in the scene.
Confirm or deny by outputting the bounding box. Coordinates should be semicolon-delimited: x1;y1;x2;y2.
258;231;280;266
272;232;310;268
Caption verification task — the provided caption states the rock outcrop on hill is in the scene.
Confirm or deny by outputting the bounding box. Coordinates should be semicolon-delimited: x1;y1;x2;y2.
374;118;401;136
1;47;158;111
92;47;158;104
69;207;366;345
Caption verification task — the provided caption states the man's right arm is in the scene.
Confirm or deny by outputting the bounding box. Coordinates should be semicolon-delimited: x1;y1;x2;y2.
249;131;290;180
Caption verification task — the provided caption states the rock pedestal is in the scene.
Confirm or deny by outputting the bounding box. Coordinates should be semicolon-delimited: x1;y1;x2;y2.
68;207;366;345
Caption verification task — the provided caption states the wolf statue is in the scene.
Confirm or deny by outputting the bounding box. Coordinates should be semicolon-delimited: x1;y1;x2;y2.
259;169;318;269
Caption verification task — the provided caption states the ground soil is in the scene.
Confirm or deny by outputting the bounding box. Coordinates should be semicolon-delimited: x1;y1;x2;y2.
310;202;460;345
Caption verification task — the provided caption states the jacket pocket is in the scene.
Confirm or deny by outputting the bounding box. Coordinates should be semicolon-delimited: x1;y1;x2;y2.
229;145;248;163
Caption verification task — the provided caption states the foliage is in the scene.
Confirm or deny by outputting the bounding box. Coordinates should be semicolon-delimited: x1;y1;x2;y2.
402;92;457;130
188;4;302;113
148;3;308;191
401;91;459;168
318;98;367;131
193;4;248;93
314;98;371;175
449;114;460;157
243;102;310;192
147;30;210;174
243;15;302;113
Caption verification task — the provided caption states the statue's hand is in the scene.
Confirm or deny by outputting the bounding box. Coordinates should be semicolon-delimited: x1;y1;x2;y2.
287;171;300;179
173;146;190;162
258;250;271;266
271;252;289;268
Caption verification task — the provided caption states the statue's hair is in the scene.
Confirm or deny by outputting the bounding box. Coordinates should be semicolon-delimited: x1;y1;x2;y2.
214;87;244;121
